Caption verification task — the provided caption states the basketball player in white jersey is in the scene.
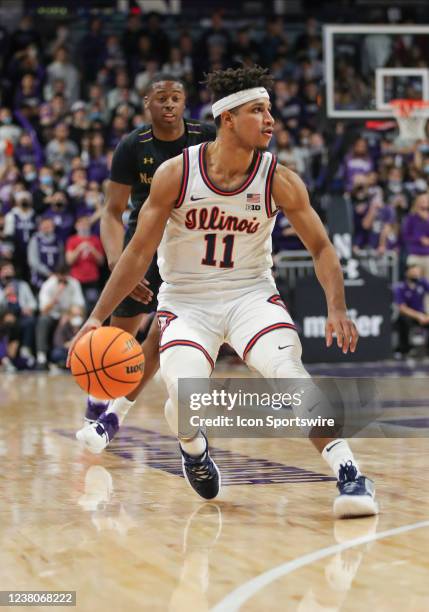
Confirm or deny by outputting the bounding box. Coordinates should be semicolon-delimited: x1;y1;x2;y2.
68;66;378;519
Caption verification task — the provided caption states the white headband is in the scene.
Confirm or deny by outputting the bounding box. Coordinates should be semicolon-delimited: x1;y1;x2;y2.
212;87;269;118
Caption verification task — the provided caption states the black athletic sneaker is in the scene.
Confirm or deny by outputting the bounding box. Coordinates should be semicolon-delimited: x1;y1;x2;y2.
180;434;221;500
334;461;378;519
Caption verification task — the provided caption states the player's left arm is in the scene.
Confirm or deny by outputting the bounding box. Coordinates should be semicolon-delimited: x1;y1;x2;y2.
272;164;358;353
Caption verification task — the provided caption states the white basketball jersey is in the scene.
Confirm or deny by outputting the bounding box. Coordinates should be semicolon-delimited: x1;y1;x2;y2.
157;142;278;286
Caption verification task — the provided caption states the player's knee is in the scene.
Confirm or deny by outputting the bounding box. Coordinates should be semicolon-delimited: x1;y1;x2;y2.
248;330;310;378
160;346;212;395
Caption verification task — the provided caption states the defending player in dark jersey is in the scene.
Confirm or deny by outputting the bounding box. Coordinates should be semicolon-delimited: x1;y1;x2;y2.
76;75;216;448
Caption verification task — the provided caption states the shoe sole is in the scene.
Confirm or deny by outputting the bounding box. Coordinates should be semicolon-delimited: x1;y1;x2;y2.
181;455;222;500
334;495;379;519
76;427;108;454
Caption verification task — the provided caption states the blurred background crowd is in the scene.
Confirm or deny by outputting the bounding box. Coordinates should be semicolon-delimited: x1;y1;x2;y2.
1;3;429;370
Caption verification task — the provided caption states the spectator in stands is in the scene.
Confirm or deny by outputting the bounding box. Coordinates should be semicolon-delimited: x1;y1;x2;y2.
65;214;104;312
35;264;85;370
0;107;22;146
32;166;56;214
107;69;139;114
13;73;42;119
349;174;372;250
50;304;85;368
274;128;301;171
162;47;190;81
104;34;126;74
0;306;20;372
143;11;170;65
231;27;261;65
27;215;64;289
46;47;80;104
0;212;15;261
121;13;143;69
344;138;374;192
21;162;38;191
68;101;91;146
80;18;106;82
402;193;429;281
0;260;36;366
45;123;79;173
14;127;43;166
44;190;75;244
272;212;304;253
135;58;160;97
394;264;429;356
9;15;41;56
260;16;288;66
4;188;36;275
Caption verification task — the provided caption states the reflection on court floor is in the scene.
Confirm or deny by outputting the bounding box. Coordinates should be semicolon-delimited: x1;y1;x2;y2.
0;370;428;611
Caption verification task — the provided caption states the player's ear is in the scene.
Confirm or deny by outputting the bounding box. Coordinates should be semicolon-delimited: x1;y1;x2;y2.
222;110;234;129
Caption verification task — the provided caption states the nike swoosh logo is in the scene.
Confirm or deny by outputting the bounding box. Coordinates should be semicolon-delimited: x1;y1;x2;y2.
278;345;292;350
190;195;207;201
325;440;342;453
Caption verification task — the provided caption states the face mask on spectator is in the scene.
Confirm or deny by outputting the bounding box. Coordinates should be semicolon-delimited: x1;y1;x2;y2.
70;316;84;327
85;194;97;208
388;180;402;193
1;116;12;125
40;175;53;186
24;171;37;182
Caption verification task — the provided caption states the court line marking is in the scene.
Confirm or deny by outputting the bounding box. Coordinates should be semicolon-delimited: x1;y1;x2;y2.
211;519;429;611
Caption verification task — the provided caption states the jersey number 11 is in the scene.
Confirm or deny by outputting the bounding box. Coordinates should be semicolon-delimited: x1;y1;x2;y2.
202;233;235;268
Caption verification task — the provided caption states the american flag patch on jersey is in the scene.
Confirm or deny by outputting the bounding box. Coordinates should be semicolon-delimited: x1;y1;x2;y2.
246;193;260;203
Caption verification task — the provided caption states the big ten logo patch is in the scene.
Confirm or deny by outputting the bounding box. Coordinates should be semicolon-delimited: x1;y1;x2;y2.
157;311;177;342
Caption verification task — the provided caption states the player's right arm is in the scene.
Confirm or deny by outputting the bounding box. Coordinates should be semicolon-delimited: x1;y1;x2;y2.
66;156;183;364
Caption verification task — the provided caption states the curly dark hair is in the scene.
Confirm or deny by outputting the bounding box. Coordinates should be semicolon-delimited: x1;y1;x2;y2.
204;65;274;100
203;65;274;127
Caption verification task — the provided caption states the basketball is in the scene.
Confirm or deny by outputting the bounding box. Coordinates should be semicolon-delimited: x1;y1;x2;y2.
70;327;145;400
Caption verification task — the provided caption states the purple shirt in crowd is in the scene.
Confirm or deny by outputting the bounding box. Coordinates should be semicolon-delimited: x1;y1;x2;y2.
369;205;396;249
401;213;429;255
344;155;374;191
87;157;109;184
352;201;370;248
43;208;76;244
394;278;429;312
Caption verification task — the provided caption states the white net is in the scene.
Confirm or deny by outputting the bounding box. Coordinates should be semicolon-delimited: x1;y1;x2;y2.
390;100;429;142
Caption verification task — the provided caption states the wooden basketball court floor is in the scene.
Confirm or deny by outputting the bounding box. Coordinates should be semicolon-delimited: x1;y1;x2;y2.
1;362;428;612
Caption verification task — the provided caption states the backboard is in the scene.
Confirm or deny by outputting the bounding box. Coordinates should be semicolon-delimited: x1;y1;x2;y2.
324;25;429;118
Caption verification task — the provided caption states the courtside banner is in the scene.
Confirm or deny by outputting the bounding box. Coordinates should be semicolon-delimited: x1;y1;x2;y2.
178;377;428;438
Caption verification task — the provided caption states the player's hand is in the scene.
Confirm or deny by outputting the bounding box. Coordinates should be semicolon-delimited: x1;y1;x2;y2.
66;316;102;368
325;310;359;354
129;279;153;304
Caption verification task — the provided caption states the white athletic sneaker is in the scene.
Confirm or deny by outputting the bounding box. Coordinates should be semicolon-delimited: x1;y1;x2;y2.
76;412;120;454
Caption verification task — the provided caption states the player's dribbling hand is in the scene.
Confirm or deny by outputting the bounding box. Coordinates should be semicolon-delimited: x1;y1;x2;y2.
66;316;102;368
325;310;359;354
129;278;153;304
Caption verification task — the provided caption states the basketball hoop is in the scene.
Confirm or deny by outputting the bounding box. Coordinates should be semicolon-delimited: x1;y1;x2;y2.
389;99;429;142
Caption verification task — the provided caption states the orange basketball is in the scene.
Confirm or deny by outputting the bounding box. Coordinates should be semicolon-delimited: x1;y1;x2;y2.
70;326;145;400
